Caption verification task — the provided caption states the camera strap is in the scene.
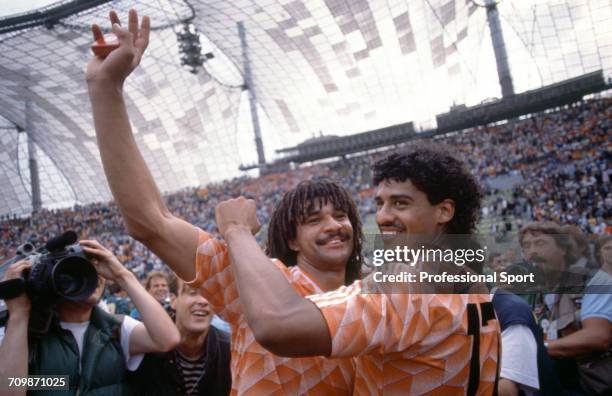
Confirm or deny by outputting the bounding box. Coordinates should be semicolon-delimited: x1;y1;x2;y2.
112;314;125;343
28;334;40;365
0;278;26;300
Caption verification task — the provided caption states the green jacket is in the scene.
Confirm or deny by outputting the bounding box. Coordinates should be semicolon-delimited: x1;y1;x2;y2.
28;306;131;395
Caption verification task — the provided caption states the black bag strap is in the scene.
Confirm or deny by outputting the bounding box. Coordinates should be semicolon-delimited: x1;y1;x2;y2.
467;303;481;396
467;302;500;396
112;314;125;342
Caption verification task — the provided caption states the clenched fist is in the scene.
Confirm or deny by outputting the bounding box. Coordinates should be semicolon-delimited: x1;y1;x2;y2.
215;197;261;238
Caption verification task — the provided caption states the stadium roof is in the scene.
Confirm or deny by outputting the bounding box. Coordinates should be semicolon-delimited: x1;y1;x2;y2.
0;0;611;215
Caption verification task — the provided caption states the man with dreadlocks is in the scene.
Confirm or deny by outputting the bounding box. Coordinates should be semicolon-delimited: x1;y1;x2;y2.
216;146;501;395
87;11;360;394
265;179;363;286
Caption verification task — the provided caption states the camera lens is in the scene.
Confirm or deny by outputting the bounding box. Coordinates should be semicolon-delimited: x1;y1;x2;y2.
52;256;98;301
21;243;34;254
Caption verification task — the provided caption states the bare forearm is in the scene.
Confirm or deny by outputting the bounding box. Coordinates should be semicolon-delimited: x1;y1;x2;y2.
87;81;198;281
0;312;29;396
87;81;169;239
116;271;178;349
214;198;332;356
548;327;610;358
225;227;298;328
224;227;331;356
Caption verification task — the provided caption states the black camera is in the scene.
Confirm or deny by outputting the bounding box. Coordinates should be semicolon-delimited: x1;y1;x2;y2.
0;231;98;336
161;296;175;321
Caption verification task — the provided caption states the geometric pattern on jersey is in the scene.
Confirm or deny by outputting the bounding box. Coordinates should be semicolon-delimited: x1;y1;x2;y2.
187;228;355;395
309;281;500;395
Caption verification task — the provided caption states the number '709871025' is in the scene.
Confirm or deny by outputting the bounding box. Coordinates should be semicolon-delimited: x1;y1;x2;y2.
4;375;68;390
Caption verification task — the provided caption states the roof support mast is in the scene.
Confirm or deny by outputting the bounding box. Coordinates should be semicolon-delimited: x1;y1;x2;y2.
485;0;515;97
238;21;266;167
18;98;42;213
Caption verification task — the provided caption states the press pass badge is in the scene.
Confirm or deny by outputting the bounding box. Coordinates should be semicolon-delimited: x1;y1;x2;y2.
91;33;119;58
540;318;550;336
546;320;558;340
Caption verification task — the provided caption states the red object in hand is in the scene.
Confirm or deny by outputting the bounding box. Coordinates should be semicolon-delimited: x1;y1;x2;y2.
91;33;119;58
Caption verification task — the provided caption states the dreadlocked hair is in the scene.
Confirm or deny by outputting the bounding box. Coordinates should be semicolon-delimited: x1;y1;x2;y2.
265;179;363;285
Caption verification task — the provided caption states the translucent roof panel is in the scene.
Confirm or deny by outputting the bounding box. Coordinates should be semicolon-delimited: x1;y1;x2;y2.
0;0;610;216
0;0;61;18
188;0;611;142
0;124;32;216
0;0;244;216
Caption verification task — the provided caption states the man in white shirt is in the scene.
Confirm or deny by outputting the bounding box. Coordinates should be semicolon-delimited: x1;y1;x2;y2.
499;322;540;395
0;240;179;395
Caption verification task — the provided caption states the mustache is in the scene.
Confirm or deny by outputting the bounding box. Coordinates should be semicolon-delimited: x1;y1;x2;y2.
316;231;351;245
378;221;406;231
530;255;547;264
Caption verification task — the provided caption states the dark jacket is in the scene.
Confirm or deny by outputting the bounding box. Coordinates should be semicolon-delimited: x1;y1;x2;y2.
28;306;130;396
129;326;231;396
493;289;567;396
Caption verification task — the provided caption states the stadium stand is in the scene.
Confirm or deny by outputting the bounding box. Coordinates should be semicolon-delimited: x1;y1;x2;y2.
1;97;609;277
0;1;611;394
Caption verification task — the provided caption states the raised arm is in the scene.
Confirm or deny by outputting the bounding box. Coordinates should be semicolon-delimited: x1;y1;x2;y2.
214;198;331;357
80;240;180;354
86;9;197;281
0;261;32;396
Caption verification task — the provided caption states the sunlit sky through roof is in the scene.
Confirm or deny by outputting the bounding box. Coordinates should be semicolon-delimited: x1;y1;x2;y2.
0;0;610;215
0;0;60;17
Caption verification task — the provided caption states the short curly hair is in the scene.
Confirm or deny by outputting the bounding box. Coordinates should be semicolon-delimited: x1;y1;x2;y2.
372;145;482;235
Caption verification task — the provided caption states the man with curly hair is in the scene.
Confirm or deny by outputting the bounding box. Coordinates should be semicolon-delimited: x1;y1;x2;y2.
371;148;482;235
216;146;500;395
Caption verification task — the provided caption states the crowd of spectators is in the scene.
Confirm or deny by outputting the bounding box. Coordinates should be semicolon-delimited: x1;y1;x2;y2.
0;97;610;279
0;97;610;396
477;99;610;234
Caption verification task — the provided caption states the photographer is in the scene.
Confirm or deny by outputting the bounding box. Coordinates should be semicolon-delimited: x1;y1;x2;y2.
546;234;612;395
0;240;179;396
519;222;593;393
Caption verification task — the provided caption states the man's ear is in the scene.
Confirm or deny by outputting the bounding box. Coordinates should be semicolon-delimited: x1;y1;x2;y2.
288;239;300;252
436;199;455;226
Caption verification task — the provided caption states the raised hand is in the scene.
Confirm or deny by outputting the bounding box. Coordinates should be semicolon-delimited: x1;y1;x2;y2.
85;9;150;86
215;197;261;238
80;239;129;282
